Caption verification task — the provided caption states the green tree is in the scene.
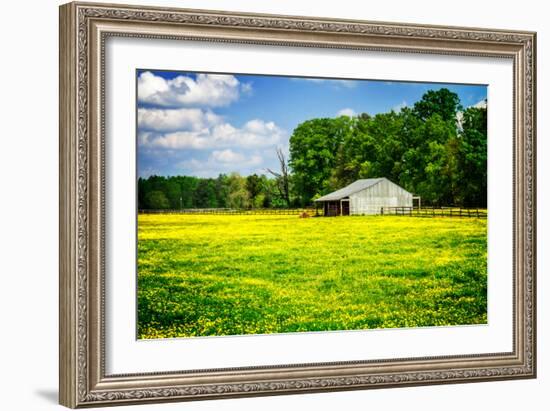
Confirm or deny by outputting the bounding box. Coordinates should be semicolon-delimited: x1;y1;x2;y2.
164;180;182;209
144;190;170;209
328;111;408;192
458;107;487;207
289;116;353;205
246;174;262;206
137;177;152;209
177;176;199;208
327;115;371;190
402;113;458;204
413;88;462;122
215;174;230;208
194;179;218;208
227;173;250;209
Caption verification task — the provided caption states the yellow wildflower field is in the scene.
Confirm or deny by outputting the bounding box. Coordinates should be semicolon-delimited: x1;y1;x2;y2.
137;214;487;339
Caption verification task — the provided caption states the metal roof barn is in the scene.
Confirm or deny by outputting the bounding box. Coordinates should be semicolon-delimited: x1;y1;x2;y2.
314;178;413;216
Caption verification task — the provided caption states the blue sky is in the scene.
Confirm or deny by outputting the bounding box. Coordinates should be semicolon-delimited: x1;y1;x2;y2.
137;69;487;178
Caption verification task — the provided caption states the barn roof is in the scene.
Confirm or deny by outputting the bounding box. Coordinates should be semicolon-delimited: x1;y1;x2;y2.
315;178;386;202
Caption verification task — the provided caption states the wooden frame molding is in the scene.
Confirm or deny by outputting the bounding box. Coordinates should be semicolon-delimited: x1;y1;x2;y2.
59;2;536;408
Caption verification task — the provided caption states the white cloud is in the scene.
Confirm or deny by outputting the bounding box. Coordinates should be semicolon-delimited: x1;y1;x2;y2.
296;78;359;89
336;108;356;117
336;80;358;89
392;101;408;112
470;99;487;109
140;118;286;151
241;82;253;94
137;71;246;107
138;166;162;178
178;151;263;177
138;130;154;147
211;149;245;163
456;99;487;131
137;107;222;132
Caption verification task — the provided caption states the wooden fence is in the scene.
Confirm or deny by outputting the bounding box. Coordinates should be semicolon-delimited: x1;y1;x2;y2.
382;206;487;218
139;208;321;216
139;206;486;218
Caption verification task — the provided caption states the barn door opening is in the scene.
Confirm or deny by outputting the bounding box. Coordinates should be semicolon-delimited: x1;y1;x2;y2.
341;199;350;216
324;201;340;217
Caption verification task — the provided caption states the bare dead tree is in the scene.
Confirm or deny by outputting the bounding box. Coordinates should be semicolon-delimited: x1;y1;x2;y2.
266;147;291;207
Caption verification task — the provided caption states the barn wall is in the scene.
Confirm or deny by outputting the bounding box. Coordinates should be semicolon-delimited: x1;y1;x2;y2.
349;180;412;215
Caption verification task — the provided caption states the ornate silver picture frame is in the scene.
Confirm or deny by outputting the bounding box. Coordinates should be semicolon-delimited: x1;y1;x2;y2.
59;1;536;408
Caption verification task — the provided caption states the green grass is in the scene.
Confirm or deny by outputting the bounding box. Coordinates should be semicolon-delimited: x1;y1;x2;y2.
137;214;487;339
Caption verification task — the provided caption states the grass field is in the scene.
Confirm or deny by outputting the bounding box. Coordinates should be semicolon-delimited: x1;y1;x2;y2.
137;214;487;339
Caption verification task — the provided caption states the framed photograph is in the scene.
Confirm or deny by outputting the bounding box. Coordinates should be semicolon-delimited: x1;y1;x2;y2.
59;1;536;408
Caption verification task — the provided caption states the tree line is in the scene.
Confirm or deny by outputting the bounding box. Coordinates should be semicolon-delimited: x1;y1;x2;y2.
138;88;487;209
138;173;290;210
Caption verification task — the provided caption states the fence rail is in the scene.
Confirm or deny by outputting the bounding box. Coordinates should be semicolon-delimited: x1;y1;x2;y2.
139;206;486;218
382;206;487;218
139;208;321;216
